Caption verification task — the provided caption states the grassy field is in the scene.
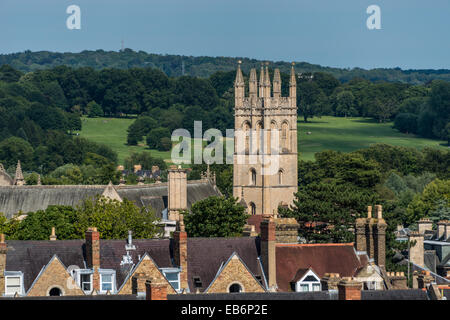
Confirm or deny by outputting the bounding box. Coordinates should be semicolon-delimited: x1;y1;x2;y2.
77;116;447;164
298;116;447;161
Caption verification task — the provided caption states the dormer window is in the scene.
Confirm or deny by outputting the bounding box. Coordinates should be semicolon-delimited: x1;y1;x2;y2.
292;268;321;292
161;268;181;293
73;269;93;294
99;270;116;293
5;271;24;296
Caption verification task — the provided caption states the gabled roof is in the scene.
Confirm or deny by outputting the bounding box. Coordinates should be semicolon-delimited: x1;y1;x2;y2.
291;267;320;283
204;252;265;293
186;237;262;293
275;243;364;292
117;252;177;293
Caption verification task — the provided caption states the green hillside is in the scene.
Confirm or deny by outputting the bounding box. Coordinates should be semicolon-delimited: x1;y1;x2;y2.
78;116;447;165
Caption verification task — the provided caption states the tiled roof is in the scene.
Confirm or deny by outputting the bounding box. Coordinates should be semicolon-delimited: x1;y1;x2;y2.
275;243;363;292
361;289;428;300
187;237;262;293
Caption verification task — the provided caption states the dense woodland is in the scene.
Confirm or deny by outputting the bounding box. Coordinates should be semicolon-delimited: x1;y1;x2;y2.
2;49;450;83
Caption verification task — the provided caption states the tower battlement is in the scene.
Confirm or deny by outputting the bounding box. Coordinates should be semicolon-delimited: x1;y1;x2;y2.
233;62;298;216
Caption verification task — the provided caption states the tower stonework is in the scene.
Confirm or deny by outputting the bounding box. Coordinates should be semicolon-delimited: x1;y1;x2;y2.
233;62;298;215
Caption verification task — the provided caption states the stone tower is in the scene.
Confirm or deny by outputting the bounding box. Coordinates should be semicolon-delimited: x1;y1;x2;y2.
233;62;298;215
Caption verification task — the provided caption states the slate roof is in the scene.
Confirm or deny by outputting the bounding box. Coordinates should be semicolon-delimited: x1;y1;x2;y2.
0;180;220;218
275;243;364;292
4;237;262;294
168;291;335;300
5;239;173;292
186;237;262;293
361;289;428;300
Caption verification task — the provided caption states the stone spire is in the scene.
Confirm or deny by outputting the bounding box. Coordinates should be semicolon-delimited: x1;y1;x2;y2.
249;68;258;99
273;68;281;98
259;63;265;98
14;160;25;186
37;174;41;186
0;163;5;173
289;62;297;107
234;60;244;87
234;60;244;107
264;62;271;98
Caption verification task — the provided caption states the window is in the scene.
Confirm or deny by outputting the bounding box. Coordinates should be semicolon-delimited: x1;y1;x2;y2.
193;276;203;289
229;283;242;293
249;168;256;185
278;169;283;184
49;287;62;296
295;270;321;292
300;284;309;292
73;269;93;293
161;268;181;292
101;274;113;292
165;272;179;291
80;273;92;292
5;274;22;296
249;202;256;215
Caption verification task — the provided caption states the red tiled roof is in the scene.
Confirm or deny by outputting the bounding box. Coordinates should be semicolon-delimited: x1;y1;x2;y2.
276;243;363;292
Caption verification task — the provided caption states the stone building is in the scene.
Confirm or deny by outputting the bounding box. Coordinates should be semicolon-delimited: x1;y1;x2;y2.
233;62;298;215
0;166;220;221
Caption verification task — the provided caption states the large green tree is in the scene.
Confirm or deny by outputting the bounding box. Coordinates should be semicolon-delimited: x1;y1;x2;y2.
183;196;248;237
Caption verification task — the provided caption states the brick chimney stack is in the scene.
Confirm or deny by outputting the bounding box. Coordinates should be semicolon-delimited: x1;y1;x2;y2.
355;205;386;267
0;234;7;296
173;214;188;291
85;227;100;291
337;278;362;300
260;218;277;290
373;205;387;267
145;280;168;300
132;273;150;295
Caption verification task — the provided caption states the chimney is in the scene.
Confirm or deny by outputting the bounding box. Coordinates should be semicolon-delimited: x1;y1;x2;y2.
132;273;149;295
173;214;188;291
442;220;450;241
437;221;446;240
417;271;434;289
168;165;187;221
145;280;167;300
408;231;424;268
260;218;277;290
0;234;7;296
85;227;100;291
418;218;433;235
387;272;408;290
373;205;387;267
49;227;57;241
337;278;362;300
274;217;299;243
321;273;341;291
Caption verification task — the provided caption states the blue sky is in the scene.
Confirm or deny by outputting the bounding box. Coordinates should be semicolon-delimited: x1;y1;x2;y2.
1;0;449;69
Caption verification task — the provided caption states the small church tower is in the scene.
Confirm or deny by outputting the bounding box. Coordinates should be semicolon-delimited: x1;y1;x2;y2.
233;62;298;215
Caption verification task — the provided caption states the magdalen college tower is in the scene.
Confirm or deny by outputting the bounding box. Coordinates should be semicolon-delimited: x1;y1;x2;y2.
233;62;298;215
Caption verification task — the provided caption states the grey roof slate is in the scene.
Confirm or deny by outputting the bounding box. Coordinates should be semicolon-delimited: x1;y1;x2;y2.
0;180;220;218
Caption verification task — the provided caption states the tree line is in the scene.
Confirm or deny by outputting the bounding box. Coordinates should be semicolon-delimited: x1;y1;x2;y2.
2;49;450;84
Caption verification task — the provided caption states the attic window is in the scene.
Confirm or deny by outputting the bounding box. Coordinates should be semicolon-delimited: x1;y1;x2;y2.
193;276;203;288
5;272;23;296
